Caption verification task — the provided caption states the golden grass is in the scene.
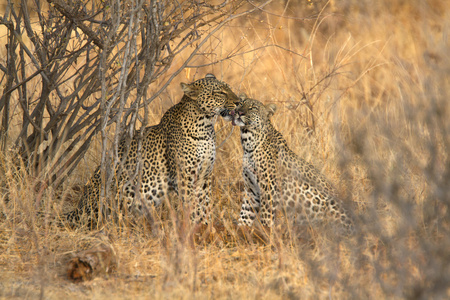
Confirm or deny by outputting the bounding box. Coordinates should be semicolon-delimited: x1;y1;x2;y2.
1;0;449;298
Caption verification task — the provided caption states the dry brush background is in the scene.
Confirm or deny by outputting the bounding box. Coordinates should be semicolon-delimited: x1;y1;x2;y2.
0;0;449;299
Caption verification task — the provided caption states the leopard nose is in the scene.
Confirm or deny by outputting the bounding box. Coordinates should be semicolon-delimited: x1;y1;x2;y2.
230;110;235;116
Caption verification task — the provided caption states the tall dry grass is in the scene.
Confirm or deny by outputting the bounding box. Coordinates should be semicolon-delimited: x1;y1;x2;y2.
1;0;449;298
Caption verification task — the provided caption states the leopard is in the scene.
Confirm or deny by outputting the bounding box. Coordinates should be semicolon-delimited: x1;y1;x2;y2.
229;96;354;234
67;74;240;228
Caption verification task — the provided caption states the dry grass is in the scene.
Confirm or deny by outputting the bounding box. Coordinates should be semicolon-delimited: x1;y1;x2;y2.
1;0;449;298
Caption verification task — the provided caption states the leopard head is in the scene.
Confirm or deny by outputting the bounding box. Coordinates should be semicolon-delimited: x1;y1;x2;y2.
230;95;277;129
180;74;239;116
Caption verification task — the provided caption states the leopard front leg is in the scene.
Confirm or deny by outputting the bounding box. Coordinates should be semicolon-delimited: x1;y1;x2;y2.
238;191;260;226
258;190;276;227
192;175;212;224
257;160;278;227
239;165;277;227
238;191;276;227
238;166;261;226
178;165;211;224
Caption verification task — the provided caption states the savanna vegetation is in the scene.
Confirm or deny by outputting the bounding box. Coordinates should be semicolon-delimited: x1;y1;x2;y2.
0;0;449;299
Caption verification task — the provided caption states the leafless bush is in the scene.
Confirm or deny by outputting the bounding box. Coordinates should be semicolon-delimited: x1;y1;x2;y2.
0;0;274;205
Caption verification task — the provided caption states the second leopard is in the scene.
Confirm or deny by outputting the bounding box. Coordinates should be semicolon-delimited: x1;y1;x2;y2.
230;96;354;234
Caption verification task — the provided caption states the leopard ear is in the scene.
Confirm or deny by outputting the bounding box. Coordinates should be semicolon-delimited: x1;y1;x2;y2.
266;103;277;117
180;82;200;99
238;93;248;101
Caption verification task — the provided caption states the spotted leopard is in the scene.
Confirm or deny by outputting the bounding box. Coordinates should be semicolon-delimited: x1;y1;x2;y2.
230;96;354;234
67;74;240;228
